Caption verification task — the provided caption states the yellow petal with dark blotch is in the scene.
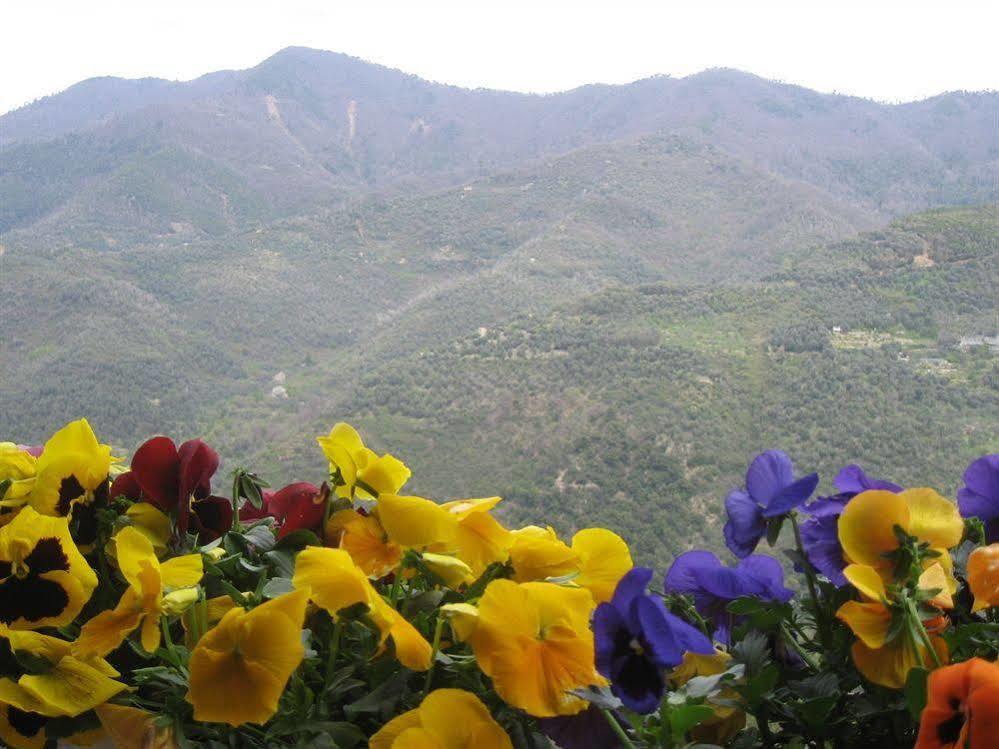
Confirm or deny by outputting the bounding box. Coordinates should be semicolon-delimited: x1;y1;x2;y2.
292;547;372;617
902;488;964;551
843;564;888;602
836;601;891;648
377;495;458;549
838;490;909;567
0;702;47;749
571;528;633;604
18;656;125;717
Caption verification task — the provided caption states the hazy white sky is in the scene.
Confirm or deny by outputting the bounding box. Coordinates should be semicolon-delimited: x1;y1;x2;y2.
3;0;998;114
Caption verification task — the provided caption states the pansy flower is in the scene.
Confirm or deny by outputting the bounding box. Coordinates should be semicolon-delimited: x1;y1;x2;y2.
723;450;818;557
800;464;901;586
0;443;38;505
292;547;432;670
537;705;629;749
670;650;746;745
838;488;964;585
96;703;178;749
836;563;951;689
239;481;324;539
438;496;512;576
915;657;999;749
110;436;232;543
326;507;402;578
664;550;793;644
317;423;411;500
451;578;602;717
0;507;97;629
186;588;310;727
957;454;999;544
6;420;114;520
0;629;125;723
593;567;713;712
967;544;999;612
74;526;203;657
370;688;513;749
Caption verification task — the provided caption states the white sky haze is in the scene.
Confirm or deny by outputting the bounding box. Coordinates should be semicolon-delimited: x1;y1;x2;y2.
2;0;998;115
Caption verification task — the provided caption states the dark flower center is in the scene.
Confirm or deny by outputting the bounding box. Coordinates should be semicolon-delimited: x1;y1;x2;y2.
8;706;46;738
0;537;72;624
937;702;965;746
57;474;87;515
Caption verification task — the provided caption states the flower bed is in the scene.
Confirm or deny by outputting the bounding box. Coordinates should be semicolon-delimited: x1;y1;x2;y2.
0;419;996;748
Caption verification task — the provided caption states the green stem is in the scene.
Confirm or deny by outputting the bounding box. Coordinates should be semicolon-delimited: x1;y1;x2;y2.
231;472;241;533
389;569;402;607
601;708;638;749
422;617;446;697
790;512;826;647
780;621;821;671
907;599;942;668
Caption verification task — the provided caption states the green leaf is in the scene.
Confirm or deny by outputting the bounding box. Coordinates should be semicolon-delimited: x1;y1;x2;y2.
669;703;716;737
904;667;929;720
242;524;277;553
264;548;297;577
0;478;11;500
766;515;785;546
262;577;295;599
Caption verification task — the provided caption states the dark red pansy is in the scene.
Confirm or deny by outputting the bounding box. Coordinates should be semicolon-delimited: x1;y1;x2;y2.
239;482;323;539
110;436;225;542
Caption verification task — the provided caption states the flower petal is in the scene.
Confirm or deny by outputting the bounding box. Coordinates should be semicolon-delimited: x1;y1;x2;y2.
903;488;964;551
723;491;765;558
838;490;908;567
761;472;819;517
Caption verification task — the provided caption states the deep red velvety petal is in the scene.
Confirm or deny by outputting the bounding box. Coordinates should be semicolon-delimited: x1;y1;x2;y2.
266;482;320;521
191;495;233;544
176;440;219;535
238;489;275;521
274;484;324;539
130;436;181;511
109;471;143;502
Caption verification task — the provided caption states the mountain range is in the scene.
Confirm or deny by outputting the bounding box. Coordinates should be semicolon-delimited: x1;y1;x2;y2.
2;47;996;558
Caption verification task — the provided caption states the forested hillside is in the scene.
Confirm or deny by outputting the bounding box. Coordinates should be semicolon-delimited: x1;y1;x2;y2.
1;49;996;561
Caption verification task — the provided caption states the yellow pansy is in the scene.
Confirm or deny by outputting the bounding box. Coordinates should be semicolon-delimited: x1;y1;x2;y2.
421;552;475;587
439;497;512;577
460;579;601;717
96;703;179;749
508;526;577;582
967;544;999;612
570;528;633;603
0;506;97;629
0;703;47;749
838;489;964;580
292;547;432;671
123;502;172;557
20;419;114;517
0;443;37;504
327;508;402;578
836;563;950;689
377;494;458;549
186;588;310;727
507;525;633;603
317;423;411;499
75;526;203;656
370;689;513;749
0;630;125;719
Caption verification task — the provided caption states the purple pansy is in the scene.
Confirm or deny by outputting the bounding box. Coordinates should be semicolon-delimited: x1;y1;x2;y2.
538;705;627;749
799;465;902;586
664;551;793;645
723;450;819;558
957;454;999;543
593;567;714;713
